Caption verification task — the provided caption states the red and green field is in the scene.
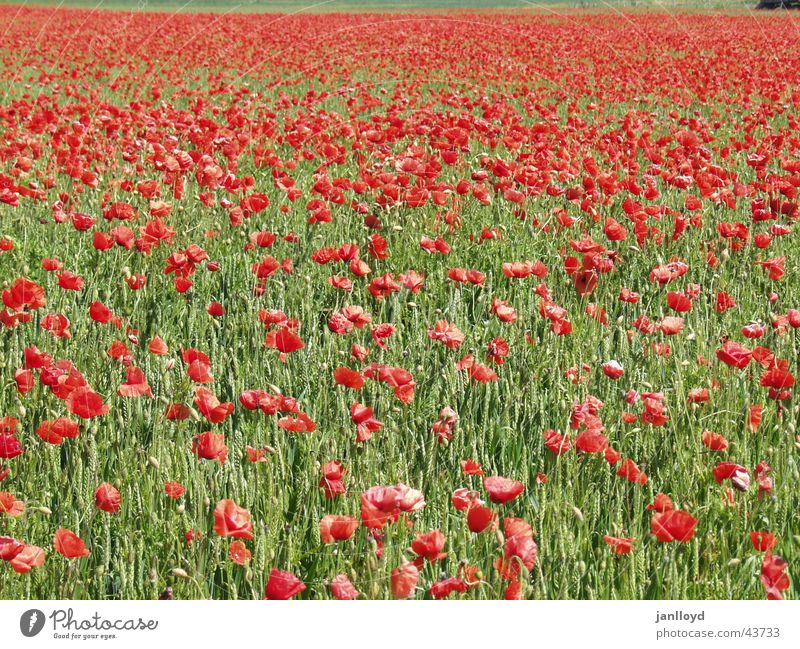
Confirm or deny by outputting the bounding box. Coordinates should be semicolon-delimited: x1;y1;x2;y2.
0;3;797;600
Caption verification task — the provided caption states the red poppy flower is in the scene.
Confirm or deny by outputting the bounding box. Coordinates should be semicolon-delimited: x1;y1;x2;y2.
193;387;234;424
616;459;648;485
263;568;306;600
350;402;383;442
149;336;169;355
9;544;45;573
483;476;524;504
0;492;24;517
192;431;228;464
213;499;253;539
94;483;121;513
716;341;752;369
53;528;90;558
391;559;419;598
747;404;764;432
651;509;698;542
319;515;359;543
761;554;790;599
712;461;750;490
118;367;152;397
461;459;483;475
750;531;777;553
320;461;346;499
543;429;570;455
575;428;609;453
330;574;359;600
0;431;23;459
66;386;109;419
187;360;214;383
2;277;46;312
428;320;465;349
701;430;729;451
0;535;24;561
430;577;467;600
466;502;497;533
601;360;624;379
410;529;447;563
35;418;80;445
165;481;185;499
229;540;252;565
266;328;305;354
497;534;537;579
333;366;365;389
647;493;675;512
277;411;316;433
604;535;635;555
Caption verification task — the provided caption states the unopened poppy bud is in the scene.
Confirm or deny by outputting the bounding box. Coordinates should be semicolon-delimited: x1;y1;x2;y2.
17;405;26;418
128;334;139;345
172;568;189;578
189;407;201;422
148;456;160;469
149;568;158;583
165;358;176;370
37;506;52;515
727;558;741;567
176;504;185;514
268;384;281;393
392;225;403;231
204;496;211;507
577;560;586;574
572;506;584;521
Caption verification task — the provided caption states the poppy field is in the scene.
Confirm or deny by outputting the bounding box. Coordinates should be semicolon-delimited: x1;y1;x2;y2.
0;6;798;601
